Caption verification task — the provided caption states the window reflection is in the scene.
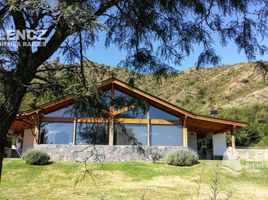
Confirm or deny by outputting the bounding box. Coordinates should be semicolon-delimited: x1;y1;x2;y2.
76;123;108;145
114;124;147;145
149;106;179;120
44;91;111;118
118;107;147;119
151;124;182;146
39;123;73;144
44;105;74;117
115;90;148;118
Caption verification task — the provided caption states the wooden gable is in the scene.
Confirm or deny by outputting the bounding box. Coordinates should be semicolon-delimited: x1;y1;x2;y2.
11;78;246;134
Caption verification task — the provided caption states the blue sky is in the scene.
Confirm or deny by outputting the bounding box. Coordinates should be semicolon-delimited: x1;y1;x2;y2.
87;36;267;71
52;31;268;72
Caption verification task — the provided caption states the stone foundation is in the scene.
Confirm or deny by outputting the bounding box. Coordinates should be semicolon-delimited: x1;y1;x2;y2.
33;144;185;161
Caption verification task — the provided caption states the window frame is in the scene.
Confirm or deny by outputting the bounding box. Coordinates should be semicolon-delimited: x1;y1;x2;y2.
38;87;183;146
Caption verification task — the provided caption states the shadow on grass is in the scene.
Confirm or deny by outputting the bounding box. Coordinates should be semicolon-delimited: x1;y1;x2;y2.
25;161;55;166
152;160;201;167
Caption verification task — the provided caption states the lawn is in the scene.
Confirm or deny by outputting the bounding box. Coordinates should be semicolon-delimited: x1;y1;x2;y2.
1;159;268;200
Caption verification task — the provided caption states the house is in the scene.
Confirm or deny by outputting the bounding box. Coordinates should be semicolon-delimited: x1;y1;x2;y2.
7;78;246;160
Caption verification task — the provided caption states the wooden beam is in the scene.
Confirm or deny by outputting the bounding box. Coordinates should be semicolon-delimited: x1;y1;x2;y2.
109;118;114;146
109;85;115;146
111;83;115;113
151;119;181;125
77;118;108;123
183;117;188;147
115;118;181;125
231;128;236;149
147;110;150;146
42;116;181;125
73;117;77;145
33;111;40;144
34;124;39;144
113;104;136;116
42;117;74;122
115;118;147;124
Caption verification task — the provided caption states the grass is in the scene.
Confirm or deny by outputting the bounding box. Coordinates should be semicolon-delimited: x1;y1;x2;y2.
1;159;268;200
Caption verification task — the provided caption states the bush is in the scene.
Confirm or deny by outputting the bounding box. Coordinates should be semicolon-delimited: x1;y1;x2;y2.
151;151;162;163
22;150;50;165
166;149;198;166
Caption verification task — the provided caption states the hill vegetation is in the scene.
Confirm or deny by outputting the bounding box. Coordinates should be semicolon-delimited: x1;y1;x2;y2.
21;61;268;147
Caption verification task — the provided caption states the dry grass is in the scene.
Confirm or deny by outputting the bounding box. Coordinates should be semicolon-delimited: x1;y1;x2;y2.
1;159;268;200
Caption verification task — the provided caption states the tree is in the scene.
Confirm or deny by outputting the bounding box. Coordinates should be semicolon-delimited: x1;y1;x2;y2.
0;0;267;181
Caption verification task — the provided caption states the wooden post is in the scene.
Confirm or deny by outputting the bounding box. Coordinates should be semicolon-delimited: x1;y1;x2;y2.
33;111;40;144
147;110;150;146
183;116;188;147
109;84;115;146
73;117;77;145
109;119;114;146
34;125;39;144
231;128;236;149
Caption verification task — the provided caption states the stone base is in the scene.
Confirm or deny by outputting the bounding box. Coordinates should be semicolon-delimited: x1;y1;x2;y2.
33;145;185;162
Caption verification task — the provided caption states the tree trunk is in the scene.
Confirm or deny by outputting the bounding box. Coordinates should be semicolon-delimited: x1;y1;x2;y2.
0;83;27;182
0;124;8;182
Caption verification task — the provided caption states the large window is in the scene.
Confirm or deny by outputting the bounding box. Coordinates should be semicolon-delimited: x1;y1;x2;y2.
114;124;147;145
39;122;73;144
150;106;179;120
39;87;183;147
76;123;108;145
151;124;182;146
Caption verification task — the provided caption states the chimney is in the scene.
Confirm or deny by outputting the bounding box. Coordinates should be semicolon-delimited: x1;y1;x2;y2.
210;109;218;118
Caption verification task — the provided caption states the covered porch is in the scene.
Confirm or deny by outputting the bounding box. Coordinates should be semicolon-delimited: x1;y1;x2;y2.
184;116;240;159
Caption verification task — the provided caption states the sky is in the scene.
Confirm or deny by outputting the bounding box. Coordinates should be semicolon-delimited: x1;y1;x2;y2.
49;8;268;72
28;1;267;72
54;30;267;72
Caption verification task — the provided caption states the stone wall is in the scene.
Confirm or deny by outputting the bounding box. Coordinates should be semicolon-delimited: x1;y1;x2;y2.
33;145;185;161
236;147;268;161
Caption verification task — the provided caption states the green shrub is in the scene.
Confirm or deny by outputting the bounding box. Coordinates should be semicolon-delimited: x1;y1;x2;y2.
22;150;50;165
166;149;198;166
151;151;162;163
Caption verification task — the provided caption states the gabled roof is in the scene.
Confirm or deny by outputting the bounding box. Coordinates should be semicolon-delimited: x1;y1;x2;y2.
102;78;246;129
11;78;246;134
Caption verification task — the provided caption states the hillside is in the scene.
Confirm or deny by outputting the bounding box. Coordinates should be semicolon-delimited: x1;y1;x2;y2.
89;61;268;115
21;61;268;146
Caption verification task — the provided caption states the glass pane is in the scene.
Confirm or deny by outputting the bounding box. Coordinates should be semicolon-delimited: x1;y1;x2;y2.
102;89;111;108
151;124;182;146
76;123;108;145
115;90;148;118
118;107;147;119
114;124;147;145
44;90;111;118
39;123;73;144
114;90;134;111
44;105;74;117
149;106;179;120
